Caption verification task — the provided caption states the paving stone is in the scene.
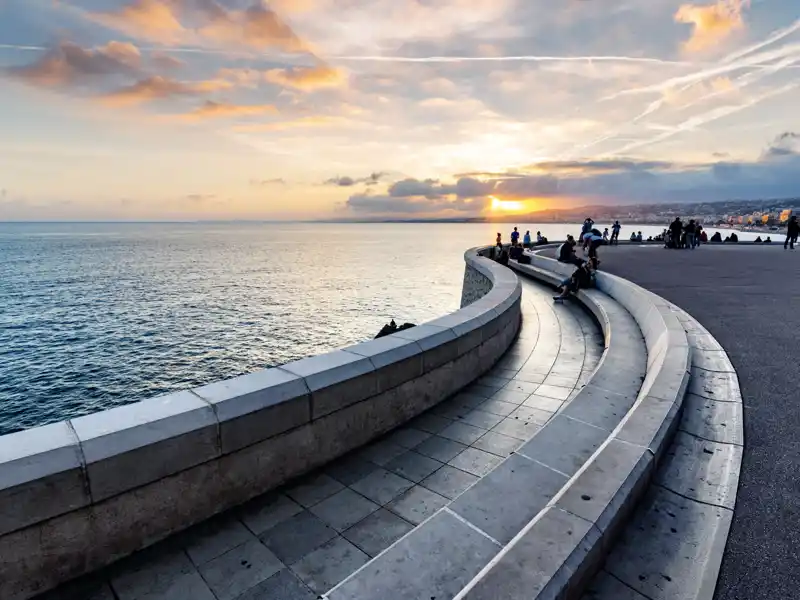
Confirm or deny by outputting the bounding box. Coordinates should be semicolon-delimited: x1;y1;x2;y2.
679;393;744;446
326;510;500;600
115;571;216;600
291;537;369;594
384;450;443;483
349;468;414;505
449;447;504;477
239;493;304;536
508;405;554;426
110;547;197;600
387;485;450;525
325;454;380;486
513;369;549;384
518;415;609;477
459;408;505;430
259;511;337;565
479;375;512;387
285;473;344;508
503;379;542;395
477;398;519;417
465;383;503;398
604;486;734;600
183;516;255;566
450;454;568;545
491;416;541;441
309;488;380;532
342;508;415;557
472;431;523;457
198;540;283;600
406;412;452;434
357;439;406;466
439;421;486;445
543;374;579;388
421;465;480;500
383;427;432;449
37;577;116;600
459;507;598;599
490;389;531;405
523;394;565;412
233;568;316;600
655;431;742;510
413;435;468;462
494;368;520;379
533;384;572;400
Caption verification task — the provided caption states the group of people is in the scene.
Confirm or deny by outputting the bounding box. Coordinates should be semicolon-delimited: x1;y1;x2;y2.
496;227;549;249
664;217;705;249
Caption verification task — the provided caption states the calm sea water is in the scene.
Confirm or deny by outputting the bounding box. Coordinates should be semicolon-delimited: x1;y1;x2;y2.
0;221;761;434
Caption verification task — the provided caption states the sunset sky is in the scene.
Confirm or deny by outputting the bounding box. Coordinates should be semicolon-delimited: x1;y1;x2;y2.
1;0;799;220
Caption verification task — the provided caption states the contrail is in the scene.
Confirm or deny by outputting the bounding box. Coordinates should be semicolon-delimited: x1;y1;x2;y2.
330;54;693;66
609;82;799;155
721;18;800;65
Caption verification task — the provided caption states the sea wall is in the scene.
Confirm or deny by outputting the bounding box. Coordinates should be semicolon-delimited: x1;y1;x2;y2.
0;246;521;600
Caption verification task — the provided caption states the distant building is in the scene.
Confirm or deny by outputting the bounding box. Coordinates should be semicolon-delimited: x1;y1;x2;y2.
780;209;793;222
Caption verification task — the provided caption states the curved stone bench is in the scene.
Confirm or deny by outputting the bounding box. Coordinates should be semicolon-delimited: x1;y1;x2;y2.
0;247;521;600
323;256;691;599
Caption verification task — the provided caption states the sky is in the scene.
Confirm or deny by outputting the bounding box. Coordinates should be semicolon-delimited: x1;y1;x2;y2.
0;0;799;220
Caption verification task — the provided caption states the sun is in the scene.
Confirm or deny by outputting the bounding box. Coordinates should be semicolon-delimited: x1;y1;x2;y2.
490;196;525;212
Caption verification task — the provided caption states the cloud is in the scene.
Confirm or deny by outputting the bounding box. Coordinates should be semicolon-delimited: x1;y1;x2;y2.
262;64;346;91
250;178;286;186
763;132;800;158
324;172;387;186
184;100;277;119
99;75;234;105
675;0;748;53
233;115;349;131
90;0;185;44
185;193;216;202
89;0;308;52
7;41;141;87
150;51;184;70
388;177;496;198
345;193;491;216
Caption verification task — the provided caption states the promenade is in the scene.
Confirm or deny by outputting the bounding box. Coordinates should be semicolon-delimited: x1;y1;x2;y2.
35;277;601;600
597;244;800;600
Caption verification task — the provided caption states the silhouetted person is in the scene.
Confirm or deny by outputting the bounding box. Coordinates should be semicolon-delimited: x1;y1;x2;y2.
754;236;763;243
684;219;697;250
610;221;621;245
710;231;722;243
730;233;739;243
765;236;772;244
670;217;683;248
558;235;582;266
511;227;520;245
785;215;799;250
700;230;708;243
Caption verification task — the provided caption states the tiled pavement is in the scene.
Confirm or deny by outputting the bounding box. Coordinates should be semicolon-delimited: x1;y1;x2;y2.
40;278;604;600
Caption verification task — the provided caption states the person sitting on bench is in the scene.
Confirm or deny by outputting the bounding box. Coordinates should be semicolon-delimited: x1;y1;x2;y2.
557;235;581;265
555;261;593;300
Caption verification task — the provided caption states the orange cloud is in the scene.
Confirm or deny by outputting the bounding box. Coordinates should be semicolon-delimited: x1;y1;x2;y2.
675;0;748;52
90;0;185;44
9;41;140;87
185;100;278;119
262;64;345;90
89;0;308;52
99;75;234;106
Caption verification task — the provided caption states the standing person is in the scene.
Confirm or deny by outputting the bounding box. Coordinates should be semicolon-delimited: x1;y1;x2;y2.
523;230;532;247
785;215;800;250
603;228;609;242
684;219;697;250
695;224;703;247
581;218;594;250
611;221;621;245
669;217;683;249
510;227;520;246
496;232;502;246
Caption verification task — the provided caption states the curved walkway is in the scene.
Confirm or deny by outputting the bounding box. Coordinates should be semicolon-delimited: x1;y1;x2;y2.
590;244;799;600
38;278;602;600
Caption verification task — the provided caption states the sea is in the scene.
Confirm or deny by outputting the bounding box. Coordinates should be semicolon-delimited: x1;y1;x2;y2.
0;221;764;434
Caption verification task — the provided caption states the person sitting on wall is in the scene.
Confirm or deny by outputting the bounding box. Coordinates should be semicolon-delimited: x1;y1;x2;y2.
636;231;643;242
630;232;637;241
554;261;594;302
497;245;509;266
700;230;708;243
730;232;739;243
765;236;773;244
710;231;722;243
754;236;763;243
558;235;582;266
509;243;524;260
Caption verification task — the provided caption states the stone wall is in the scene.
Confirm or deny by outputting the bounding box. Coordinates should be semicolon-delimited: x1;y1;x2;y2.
0;246;522;600
460;262;494;308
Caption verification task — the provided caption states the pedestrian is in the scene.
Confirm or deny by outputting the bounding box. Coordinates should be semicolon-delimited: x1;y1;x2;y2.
510;227;520;246
496;232;502;246
610;221;621;245
785;215;799;250
603;228;609;242
669;217;683;249
523;230;531;247
684;219;697;250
